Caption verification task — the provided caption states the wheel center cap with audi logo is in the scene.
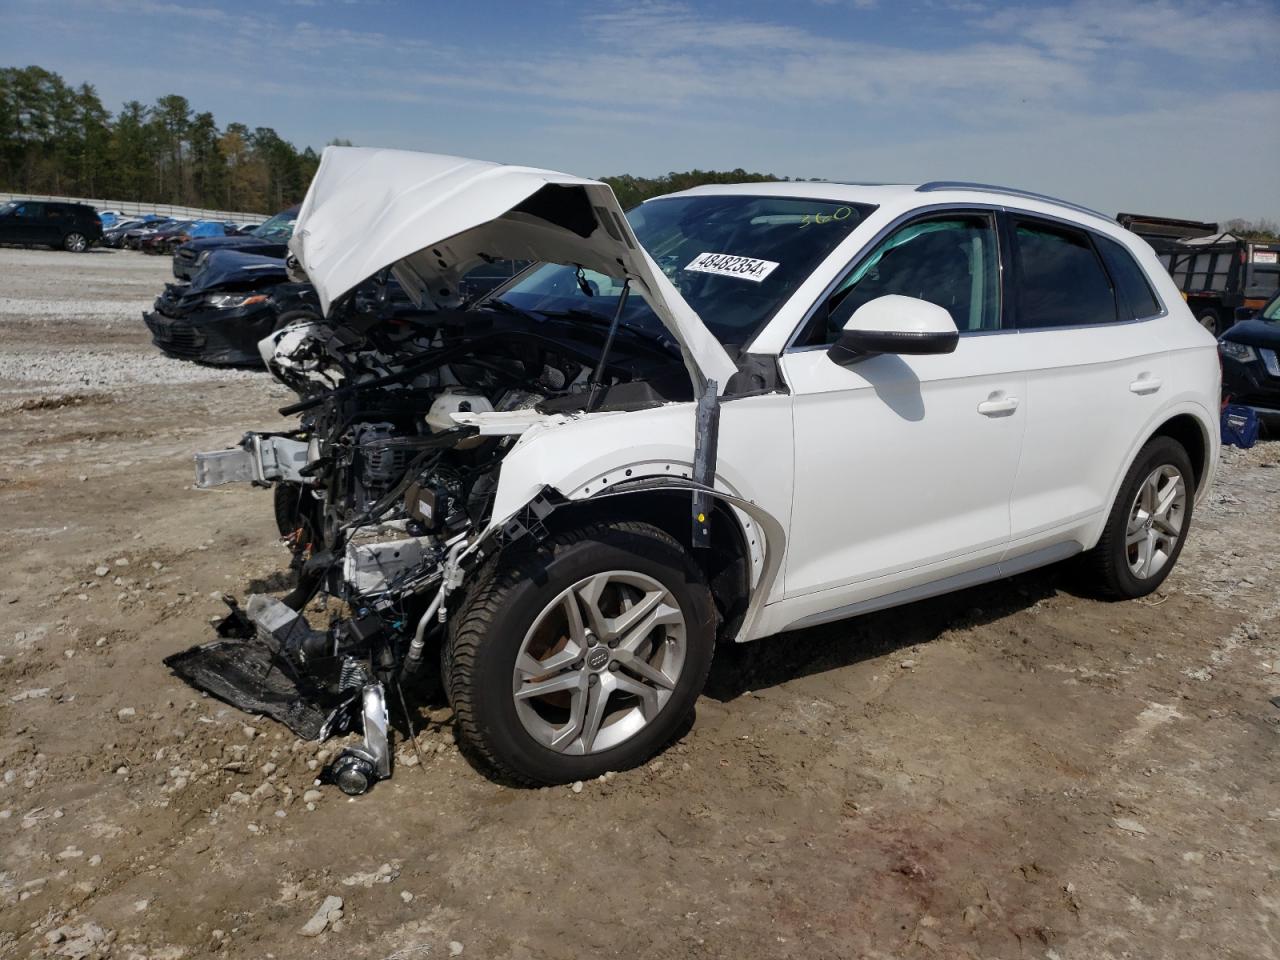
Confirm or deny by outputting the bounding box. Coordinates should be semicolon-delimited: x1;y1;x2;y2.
587;647;611;671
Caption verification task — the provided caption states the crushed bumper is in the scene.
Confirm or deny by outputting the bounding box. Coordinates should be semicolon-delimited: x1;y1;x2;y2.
166;595;394;794
143;306;275;366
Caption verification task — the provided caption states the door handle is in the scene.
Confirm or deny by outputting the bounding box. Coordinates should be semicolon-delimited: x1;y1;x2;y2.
1129;375;1162;395
977;395;1019;416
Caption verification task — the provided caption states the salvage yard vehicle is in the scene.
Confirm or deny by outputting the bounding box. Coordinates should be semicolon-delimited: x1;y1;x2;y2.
122;218;176;249
171;149;1221;792
0;199;102;251
139;219;234;255
172;205;299;280
1220;290;1280;431
1121;214;1280;335
143;250;318;365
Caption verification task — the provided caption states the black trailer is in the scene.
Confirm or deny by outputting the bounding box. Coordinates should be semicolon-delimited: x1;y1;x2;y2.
1118;213;1280;335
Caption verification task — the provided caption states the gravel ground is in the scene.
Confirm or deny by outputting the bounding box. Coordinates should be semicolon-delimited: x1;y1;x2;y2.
0;246;1277;960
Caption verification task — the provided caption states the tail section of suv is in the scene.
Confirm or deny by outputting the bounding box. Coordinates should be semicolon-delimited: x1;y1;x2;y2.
0;200;102;251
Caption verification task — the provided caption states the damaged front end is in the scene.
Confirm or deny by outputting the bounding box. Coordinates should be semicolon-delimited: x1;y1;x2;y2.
168;148;745;792
143;251;301;366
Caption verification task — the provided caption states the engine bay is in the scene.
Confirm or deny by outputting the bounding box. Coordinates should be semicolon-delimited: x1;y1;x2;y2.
172;280;695;793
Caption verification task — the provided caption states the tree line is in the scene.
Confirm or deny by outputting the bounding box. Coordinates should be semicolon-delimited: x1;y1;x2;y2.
0;66;322;213
1223;218;1280;243
0;65;787;216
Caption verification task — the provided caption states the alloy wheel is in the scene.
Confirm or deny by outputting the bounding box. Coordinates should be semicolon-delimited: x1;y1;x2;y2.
65;233;87;252
1125;464;1187;579
511;570;687;755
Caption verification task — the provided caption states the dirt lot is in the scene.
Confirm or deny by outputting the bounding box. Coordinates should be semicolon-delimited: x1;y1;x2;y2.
1;246;1277;960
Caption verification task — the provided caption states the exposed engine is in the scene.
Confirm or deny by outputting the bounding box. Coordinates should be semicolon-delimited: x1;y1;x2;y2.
172;279;690;793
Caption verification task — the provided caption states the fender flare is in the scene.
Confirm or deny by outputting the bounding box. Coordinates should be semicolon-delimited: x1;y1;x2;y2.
467;476;785;643
582;477;785;643
1083;399;1217;549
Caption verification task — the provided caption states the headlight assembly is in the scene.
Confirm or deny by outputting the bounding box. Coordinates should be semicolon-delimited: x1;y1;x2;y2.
1217;339;1257;363
204;292;269;309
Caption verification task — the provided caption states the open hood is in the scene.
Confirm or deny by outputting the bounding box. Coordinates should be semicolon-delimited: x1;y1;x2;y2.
289;146;737;390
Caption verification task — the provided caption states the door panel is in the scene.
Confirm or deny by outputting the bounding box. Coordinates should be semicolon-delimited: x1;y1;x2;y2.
1002;215;1170;551
780;209;1025;606
782;339;1026;601
1007;327;1168;546
1;202;42;244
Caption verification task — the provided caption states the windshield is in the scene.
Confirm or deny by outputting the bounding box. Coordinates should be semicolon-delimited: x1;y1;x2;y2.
492;194;875;346
1262;294;1280;322
0;201;17;216
252;211;296;240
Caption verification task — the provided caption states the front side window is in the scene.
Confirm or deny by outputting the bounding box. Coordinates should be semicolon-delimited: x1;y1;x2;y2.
1094;234;1161;319
1012;220;1116;328
494;195;875;347
802;213;1001;345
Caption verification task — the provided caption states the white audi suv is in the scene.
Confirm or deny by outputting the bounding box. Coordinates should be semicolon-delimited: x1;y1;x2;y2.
183;150;1220;789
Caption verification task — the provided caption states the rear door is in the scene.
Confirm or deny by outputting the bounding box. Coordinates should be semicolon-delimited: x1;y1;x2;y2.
40;204;70;244
1002;214;1169;557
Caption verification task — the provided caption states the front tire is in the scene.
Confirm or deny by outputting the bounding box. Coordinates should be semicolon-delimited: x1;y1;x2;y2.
1083;436;1194;599
444;521;715;785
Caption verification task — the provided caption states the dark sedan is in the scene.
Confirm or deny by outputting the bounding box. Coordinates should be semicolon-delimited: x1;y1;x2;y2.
172;206;298;280
1220;292;1280;431
143;250;317;365
124;219;180;250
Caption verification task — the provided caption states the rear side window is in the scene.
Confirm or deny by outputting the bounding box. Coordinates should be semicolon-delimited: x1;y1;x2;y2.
1095;234;1162;319
1012;220;1117;328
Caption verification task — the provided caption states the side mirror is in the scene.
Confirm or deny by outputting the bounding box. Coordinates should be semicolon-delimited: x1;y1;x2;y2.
827;294;959;365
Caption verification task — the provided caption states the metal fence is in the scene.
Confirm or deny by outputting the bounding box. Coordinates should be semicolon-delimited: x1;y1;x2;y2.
0;192;267;225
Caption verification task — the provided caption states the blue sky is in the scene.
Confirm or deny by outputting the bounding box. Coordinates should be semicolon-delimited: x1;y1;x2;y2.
4;0;1279;221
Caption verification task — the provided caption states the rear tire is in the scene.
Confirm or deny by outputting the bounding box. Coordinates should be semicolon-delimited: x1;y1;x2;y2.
1197;311;1220;336
63;232;88;252
444;520;715;785
1082;436;1194;599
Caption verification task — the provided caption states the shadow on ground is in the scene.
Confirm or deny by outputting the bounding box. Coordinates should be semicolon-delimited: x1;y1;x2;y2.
704;563;1074;702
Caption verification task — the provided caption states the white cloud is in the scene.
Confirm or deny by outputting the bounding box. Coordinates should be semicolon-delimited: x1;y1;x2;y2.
979;0;1279;63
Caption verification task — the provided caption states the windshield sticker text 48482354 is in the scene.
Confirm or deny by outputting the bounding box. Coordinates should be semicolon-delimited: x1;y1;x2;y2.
683;252;781;283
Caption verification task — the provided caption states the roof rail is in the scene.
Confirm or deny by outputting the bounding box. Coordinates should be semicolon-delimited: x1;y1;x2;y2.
915;181;1112;223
